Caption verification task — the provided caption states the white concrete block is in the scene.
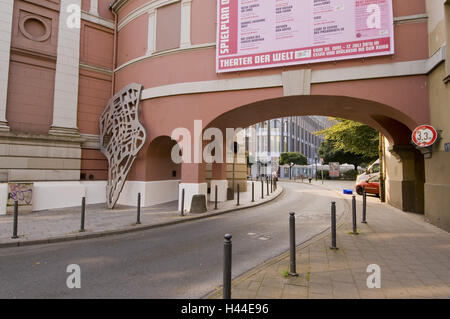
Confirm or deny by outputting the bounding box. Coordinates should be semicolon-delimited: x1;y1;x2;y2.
81;181;106;204
117;180;181;207
210;180;228;202
179;183;208;213
0;183;7;215
32;182;86;211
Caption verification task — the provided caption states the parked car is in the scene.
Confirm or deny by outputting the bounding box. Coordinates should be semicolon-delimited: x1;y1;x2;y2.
356;159;380;184
356;174;380;196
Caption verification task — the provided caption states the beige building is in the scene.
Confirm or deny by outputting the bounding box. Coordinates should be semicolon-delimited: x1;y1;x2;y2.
422;0;450;230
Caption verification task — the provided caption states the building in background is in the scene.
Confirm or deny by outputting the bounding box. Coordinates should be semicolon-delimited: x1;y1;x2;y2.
245;116;334;178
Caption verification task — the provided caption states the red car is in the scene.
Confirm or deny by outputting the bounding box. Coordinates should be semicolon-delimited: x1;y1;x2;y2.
356;175;380;196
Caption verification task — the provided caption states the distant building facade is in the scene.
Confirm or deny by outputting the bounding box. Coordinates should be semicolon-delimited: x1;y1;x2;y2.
245;116;334;178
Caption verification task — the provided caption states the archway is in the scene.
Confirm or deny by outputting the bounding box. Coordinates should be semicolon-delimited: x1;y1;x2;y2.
117;135;182;207
146;136;181;181
200;95;424;214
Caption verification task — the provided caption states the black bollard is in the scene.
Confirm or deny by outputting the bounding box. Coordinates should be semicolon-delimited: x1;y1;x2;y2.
80;197;86;232
236;184;240;206
136;193;141;224
362;189;367;224
223;234;232;299
251;182;254;202
270;178;273;193
266;179;269;196
352;195;357;234
330;201;338;250
261;180;264;199
214;185;218;210
180;188;185;216
11;201;19;239
289;212;299;276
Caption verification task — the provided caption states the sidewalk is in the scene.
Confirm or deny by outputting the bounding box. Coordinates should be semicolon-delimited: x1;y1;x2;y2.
0;181;282;247
208;180;450;299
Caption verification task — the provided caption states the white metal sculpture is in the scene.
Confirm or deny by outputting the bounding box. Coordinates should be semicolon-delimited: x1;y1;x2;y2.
100;83;146;208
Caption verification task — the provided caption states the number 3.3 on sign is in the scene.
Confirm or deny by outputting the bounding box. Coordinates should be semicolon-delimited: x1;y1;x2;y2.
412;125;438;148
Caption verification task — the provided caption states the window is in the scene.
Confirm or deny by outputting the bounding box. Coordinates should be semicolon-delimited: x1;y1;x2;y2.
156;2;181;52
369;164;380;174
369;176;380;183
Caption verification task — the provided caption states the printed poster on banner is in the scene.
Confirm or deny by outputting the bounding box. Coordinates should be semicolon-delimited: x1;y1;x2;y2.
216;0;395;73
329;162;340;178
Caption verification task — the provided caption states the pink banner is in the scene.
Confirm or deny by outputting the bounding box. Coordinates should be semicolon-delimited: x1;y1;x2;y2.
216;0;394;73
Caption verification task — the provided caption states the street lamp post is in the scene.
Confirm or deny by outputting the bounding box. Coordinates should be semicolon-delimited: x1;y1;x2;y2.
289;162;294;180
320;157;324;184
315;157;318;181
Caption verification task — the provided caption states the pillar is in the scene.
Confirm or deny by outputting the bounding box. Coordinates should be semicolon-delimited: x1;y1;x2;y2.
179;162;207;213
385;143;424;214
146;9;156;55
180;0;192;48
0;0;13;132
211;162;228;203
49;0;82;137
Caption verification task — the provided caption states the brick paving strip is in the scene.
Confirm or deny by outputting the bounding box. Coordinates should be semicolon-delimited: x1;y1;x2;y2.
0;184;283;248
207;183;450;299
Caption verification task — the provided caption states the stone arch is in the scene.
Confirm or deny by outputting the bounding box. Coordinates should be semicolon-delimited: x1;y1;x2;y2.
146;135;181;181
205;95;417;146
202;94;424;214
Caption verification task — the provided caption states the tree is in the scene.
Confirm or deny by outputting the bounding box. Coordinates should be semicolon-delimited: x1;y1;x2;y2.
316;118;379;159
279;152;307;166
318;139;372;173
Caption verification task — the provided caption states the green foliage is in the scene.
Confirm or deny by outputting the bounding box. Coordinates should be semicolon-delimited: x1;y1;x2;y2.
318;139;370;171
316;170;330;180
342;169;357;180
279;152;307;166
316;119;379;160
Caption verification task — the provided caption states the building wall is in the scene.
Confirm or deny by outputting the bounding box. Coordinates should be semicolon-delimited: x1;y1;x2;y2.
0;0;113;214
6;0;59;134
424;1;450;231
1;0;448;223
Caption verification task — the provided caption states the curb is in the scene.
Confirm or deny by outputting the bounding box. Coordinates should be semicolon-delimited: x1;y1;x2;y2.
0;186;285;249
204;182;351;299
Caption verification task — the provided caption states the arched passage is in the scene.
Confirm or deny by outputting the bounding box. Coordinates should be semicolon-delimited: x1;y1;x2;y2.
117;135;182;207
206;95;415;146
200;95;424;214
146;136;181;181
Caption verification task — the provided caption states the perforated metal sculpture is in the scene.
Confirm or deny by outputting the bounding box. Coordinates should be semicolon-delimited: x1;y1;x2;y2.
100;83;146;208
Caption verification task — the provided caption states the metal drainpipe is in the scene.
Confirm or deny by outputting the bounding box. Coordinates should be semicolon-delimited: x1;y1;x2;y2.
109;3;118;96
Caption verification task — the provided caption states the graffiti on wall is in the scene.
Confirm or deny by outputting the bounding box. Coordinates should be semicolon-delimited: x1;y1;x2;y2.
8;183;33;206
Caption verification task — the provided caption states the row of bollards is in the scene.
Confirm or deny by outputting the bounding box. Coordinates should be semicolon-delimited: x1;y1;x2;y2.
221;192;369;298
10;193;143;239
185;177;277;214
330;192;369;249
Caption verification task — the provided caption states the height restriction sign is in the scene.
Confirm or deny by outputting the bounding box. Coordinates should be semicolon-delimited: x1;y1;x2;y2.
412;125;438;147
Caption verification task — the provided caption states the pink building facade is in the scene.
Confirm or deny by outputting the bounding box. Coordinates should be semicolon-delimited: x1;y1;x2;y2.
1;0;449;231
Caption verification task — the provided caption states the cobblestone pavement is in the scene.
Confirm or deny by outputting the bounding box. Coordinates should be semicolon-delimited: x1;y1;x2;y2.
208;180;450;299
0;181;281;246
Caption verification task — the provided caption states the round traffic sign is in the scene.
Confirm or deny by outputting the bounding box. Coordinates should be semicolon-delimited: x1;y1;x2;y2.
412;125;438;147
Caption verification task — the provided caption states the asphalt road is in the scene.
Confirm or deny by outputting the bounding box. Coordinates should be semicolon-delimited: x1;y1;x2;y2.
0;182;347;298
